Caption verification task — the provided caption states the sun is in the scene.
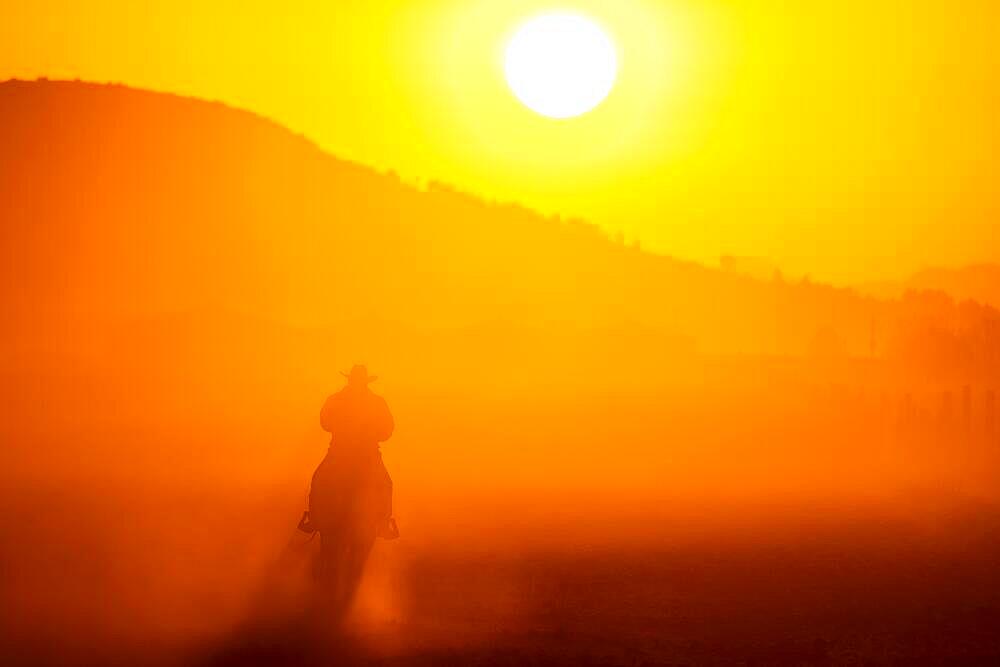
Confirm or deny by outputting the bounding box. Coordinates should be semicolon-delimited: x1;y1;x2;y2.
504;13;618;120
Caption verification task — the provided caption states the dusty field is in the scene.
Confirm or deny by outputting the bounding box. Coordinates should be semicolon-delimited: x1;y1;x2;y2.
4;483;1000;667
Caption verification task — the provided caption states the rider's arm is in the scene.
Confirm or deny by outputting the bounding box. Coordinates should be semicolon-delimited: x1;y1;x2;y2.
374;397;395;443
319;395;336;433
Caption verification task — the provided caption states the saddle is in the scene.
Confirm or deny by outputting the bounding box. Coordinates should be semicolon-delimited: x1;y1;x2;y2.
297;510;399;540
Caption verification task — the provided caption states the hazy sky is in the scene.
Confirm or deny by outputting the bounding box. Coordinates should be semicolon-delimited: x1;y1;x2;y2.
3;0;997;282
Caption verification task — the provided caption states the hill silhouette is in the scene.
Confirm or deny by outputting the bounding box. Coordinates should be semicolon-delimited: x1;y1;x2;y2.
907;264;1000;309
859;263;1000;310
2;80;988;352
898;264;1000;311
3;80;997;378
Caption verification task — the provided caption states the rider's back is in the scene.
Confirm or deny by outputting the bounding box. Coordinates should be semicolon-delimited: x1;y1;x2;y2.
320;386;394;450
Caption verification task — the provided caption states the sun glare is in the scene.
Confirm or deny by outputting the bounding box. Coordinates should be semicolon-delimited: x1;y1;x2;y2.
504;13;618;120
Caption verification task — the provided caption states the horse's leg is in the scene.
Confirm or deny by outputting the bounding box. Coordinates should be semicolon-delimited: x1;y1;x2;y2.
314;531;329;583
340;534;376;608
316;530;366;623
314;531;347;619
318;531;339;586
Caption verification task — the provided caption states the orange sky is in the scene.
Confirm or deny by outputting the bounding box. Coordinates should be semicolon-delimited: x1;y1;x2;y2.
3;0;998;283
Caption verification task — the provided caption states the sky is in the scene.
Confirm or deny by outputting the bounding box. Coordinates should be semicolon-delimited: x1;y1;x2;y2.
2;0;998;283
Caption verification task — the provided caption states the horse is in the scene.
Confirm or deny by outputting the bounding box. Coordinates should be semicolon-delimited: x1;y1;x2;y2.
304;445;384;620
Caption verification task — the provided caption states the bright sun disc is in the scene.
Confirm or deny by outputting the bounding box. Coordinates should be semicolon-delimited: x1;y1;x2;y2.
504;13;618;120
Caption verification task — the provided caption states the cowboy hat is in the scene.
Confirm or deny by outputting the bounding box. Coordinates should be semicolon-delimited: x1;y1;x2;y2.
342;364;378;384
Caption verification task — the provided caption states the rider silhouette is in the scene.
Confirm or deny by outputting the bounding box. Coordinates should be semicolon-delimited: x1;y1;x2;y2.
301;365;398;539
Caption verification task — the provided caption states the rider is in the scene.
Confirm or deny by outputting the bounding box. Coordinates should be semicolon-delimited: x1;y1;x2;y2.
301;364;398;539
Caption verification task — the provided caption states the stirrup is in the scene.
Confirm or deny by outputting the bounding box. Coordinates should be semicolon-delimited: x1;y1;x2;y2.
377;517;400;540
297;510;317;534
